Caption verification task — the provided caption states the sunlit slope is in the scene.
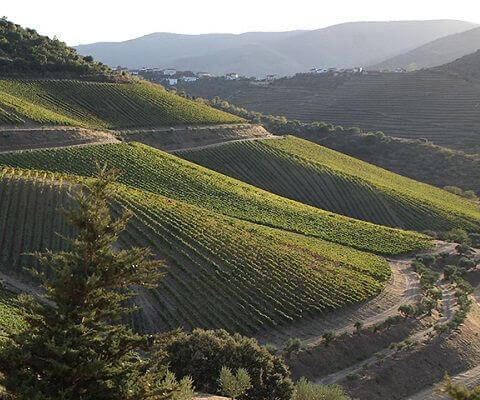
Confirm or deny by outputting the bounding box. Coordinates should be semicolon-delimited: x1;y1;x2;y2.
0;168;391;333
177;136;480;232
0;80;243;128
0;289;25;342
0;144;431;255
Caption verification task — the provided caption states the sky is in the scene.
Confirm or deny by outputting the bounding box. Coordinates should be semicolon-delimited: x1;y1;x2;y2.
3;0;480;45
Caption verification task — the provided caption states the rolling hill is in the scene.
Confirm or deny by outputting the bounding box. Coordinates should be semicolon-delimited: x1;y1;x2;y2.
181;57;480;153
0;165;395;334
176;136;480;232
75;20;477;76
370;26;480;71
0;79;243;128
0;18;115;79
0;143;431;255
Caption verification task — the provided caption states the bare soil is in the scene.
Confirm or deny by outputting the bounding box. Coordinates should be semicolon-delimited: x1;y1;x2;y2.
286;318;422;381
0;126;118;152
340;293;480;400
117;123;272;151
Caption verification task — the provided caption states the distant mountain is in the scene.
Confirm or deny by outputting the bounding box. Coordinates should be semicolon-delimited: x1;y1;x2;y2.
75;31;305;74
370;27;480;71
75;20;477;77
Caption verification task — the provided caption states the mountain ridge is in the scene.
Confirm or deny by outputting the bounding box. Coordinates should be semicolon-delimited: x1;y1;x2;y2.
370;26;480;71
74;20;477;76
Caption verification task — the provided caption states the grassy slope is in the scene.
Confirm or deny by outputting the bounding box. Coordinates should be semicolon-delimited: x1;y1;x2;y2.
178;136;480;231
0;80;244;128
0;290;24;342
0;143;431;255
0;168;390;333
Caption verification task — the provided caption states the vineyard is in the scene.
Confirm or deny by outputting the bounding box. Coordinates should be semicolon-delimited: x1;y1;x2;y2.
177;136;480;232
0;168;392;334
0;79;243;128
181;70;480;152
0;143;432;255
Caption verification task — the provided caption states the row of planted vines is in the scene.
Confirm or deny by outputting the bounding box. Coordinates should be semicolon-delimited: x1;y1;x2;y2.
0;143;432;255
0;168;390;334
0;79;243;128
178;136;480;232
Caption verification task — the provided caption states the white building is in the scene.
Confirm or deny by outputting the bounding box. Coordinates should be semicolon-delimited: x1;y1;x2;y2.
266;74;278;81
181;76;198;82
166;78;178;85
163;69;177;76
225;73;239;80
310;67;328;74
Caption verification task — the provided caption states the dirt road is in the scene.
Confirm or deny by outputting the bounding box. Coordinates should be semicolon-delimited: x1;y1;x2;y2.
256;242;457;347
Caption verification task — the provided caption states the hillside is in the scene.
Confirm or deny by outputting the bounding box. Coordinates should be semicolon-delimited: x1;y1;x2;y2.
0;143;431;255
74;20;476;76
0;289;24;342
180;66;480;153
0;79;243;128
0;167;394;334
434;49;480;80
192;99;480;194
0;18;116;80
370;27;480;71
177;136;480;232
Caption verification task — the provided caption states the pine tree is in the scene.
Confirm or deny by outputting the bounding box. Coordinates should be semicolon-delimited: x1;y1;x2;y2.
0;167;193;400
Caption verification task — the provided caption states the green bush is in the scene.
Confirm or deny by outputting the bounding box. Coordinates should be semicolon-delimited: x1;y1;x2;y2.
219;367;252;400
284;337;305;354
292;378;351;400
158;329;294;400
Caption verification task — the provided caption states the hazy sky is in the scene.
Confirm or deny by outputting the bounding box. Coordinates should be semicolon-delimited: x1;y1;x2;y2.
4;0;480;45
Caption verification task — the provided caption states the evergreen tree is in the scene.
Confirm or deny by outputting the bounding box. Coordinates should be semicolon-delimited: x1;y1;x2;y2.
0;167;193;400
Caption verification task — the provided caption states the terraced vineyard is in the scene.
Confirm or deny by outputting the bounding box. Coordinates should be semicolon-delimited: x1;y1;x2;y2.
0;143;431;255
178;136;480;232
0;79;243;128
182;70;480;152
0;168;392;334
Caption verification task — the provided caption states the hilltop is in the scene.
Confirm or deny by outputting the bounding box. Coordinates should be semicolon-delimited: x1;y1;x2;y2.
0;79;243;129
74;20;476;77
0;18;118;80
0;19;243;129
370;26;480;71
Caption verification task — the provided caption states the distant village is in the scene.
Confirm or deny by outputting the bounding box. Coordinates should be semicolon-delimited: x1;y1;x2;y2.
117;65;408;87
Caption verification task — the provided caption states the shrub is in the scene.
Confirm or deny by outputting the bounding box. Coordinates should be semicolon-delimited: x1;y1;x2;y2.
456;244;474;256
263;343;278;355
219;367;252;400
322;331;335;347
459;257;476;269
354;321;363;332
420;254;436;267
158;329;294;400
399;304;415;317
292;377;351;400
284;337;305;354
